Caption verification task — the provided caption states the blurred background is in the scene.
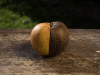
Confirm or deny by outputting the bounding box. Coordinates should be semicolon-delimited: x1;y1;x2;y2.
0;0;100;29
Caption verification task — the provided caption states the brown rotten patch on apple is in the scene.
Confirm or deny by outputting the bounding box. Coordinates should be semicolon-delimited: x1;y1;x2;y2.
30;21;69;56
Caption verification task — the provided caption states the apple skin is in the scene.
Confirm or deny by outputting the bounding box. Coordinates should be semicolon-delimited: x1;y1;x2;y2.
49;21;69;56
30;23;50;55
30;21;69;56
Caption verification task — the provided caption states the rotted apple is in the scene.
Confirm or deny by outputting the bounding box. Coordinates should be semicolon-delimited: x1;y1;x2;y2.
30;21;69;56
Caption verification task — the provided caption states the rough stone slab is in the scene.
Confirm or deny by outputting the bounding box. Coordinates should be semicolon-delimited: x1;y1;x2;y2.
0;29;100;75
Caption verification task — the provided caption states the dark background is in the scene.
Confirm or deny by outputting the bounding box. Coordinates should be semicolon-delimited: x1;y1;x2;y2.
1;0;100;29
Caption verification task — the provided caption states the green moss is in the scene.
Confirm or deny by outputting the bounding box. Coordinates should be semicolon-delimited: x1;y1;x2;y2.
0;8;38;29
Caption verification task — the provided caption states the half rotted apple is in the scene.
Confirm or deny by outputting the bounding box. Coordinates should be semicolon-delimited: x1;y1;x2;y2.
30;21;69;56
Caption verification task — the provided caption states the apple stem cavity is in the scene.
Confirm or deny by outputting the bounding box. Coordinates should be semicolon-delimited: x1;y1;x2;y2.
50;22;53;27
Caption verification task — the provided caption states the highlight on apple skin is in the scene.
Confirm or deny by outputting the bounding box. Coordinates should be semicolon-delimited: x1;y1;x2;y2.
30;21;69;56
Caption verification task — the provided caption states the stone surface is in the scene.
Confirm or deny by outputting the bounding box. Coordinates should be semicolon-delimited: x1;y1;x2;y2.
0;29;100;75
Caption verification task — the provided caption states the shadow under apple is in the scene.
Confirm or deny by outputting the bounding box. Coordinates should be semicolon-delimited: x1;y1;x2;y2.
13;41;43;60
12;41;99;74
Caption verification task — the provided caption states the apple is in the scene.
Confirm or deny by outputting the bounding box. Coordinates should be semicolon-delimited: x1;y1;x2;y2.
30;21;69;56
